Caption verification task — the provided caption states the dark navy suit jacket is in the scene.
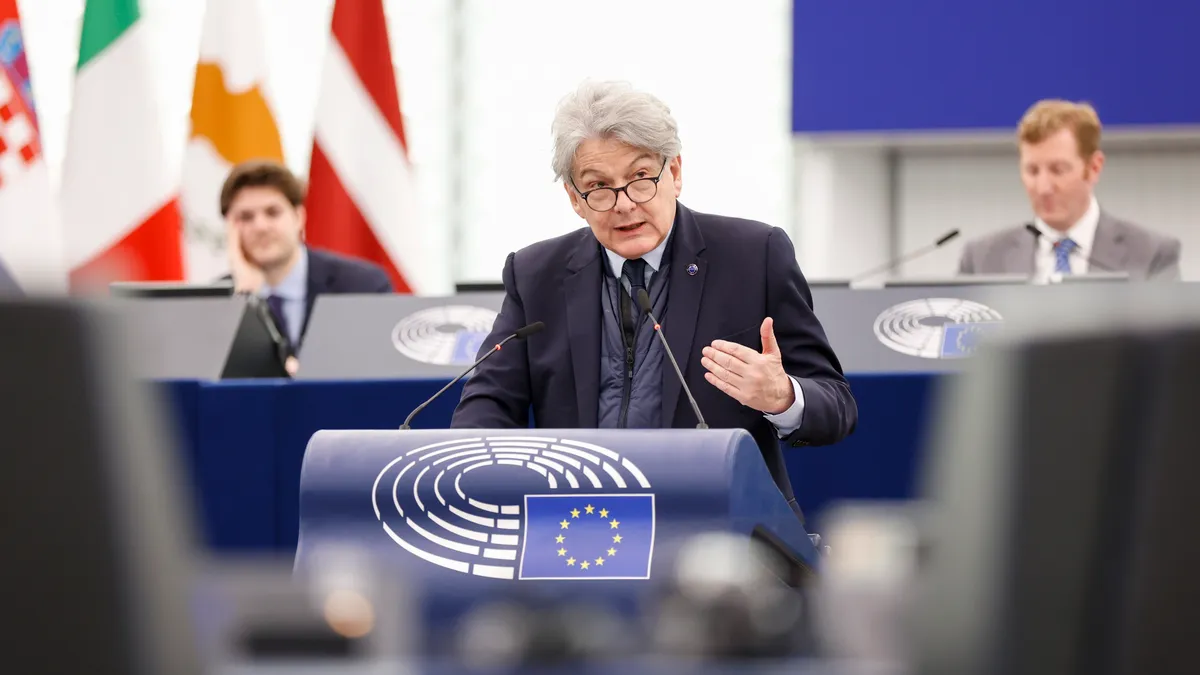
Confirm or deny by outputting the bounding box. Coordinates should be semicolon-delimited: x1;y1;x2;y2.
450;202;857;508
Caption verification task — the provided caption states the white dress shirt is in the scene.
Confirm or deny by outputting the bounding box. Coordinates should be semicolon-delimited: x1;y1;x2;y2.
1033;196;1100;282
602;231;806;436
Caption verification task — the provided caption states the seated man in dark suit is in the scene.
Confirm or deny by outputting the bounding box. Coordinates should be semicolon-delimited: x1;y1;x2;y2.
221;160;393;373
451;80;857;518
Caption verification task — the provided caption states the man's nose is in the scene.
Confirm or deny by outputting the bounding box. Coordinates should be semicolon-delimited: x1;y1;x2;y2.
613;189;637;213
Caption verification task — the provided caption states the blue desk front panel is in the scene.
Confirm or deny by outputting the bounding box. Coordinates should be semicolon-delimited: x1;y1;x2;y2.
166;374;938;552
164;379;284;550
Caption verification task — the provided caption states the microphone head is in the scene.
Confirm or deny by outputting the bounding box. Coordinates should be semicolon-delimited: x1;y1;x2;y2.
935;229;961;246
635;288;653;313
514;321;545;340
1024;223;1042;239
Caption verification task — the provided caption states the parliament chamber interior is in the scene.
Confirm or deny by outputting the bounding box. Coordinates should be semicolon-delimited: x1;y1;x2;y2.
3;0;1198;673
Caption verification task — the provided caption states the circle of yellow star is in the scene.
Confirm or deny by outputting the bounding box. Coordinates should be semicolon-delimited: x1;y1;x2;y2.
560;520;570;529
610;519;620;529
599;508;609;518
585;504;595;514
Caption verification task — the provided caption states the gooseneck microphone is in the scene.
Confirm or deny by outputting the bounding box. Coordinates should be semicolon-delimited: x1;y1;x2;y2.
635;288;708;429
399;321;545;430
849;229;961;283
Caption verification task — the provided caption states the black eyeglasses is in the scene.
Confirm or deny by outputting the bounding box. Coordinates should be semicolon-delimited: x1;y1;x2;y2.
572;160;667;212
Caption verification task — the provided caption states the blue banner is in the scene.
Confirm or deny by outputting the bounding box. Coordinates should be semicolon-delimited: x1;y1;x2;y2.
793;1;1200;133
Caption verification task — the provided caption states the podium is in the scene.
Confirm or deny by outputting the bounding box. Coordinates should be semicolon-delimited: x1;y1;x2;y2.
296;428;818;636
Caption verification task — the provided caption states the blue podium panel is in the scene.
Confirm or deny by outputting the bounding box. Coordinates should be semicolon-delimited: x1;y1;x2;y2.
296;428;816;586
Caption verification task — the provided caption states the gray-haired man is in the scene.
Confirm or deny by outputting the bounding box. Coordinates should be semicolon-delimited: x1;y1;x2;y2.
451;80;857;518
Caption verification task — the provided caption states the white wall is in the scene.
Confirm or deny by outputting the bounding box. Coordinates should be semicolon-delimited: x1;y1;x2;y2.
455;0;793;282
791;143;891;280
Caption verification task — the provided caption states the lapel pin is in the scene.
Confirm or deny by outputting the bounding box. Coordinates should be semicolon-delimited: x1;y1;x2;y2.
686;263;698;276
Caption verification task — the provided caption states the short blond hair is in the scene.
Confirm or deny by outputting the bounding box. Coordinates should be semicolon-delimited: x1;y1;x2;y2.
1017;99;1102;160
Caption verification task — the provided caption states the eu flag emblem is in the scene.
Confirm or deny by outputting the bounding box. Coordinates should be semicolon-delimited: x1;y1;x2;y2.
941;321;1000;358
518;494;656;580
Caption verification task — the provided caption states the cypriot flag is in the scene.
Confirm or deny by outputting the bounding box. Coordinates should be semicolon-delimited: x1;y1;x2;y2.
182;0;284;282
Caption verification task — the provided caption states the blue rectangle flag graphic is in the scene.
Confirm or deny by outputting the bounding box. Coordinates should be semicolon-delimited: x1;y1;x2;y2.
519;494;655;580
451;330;488;365
941;321;1001;358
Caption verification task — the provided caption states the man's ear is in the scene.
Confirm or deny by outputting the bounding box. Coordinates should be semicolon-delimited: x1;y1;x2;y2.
565;182;586;219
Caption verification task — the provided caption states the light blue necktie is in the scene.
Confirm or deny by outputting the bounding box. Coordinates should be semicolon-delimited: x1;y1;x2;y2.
1054;237;1078;274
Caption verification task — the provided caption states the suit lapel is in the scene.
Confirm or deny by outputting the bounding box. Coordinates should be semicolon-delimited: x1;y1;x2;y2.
564;235;602;428
660;204;706;427
1091;212;1129;271
1003;227;1036;276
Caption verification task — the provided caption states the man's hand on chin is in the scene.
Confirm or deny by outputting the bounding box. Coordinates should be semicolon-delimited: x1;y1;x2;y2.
227;224;265;294
701;317;796;414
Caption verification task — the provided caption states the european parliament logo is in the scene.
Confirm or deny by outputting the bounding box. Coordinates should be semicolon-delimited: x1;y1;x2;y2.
518;494;655;580
390;305;498;366
371;436;657;581
873;298;1004;359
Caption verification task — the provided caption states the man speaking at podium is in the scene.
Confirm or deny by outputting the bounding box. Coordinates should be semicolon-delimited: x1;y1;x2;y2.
451;81;857;515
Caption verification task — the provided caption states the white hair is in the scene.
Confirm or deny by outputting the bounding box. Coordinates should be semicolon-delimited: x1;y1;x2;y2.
551;80;682;183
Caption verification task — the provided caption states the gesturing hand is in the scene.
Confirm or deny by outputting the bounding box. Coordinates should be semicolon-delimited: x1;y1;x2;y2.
701;317;795;415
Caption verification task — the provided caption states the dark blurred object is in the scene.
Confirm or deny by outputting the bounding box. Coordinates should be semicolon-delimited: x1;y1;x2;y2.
455;597;629;668
911;285;1200;675
111;295;288;379
195;549;409;669
812;504;921;665
0;258;23;295
454;282;504;293
109;280;234;297
0;299;202;674
649;532;812;660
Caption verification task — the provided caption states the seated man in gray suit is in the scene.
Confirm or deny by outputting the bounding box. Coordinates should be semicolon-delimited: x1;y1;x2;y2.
958;99;1181;281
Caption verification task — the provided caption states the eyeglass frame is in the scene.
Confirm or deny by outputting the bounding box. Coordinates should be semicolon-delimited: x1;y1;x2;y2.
569;158;668;213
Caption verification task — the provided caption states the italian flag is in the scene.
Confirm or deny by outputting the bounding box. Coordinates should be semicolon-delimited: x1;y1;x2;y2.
61;0;183;290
